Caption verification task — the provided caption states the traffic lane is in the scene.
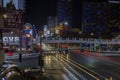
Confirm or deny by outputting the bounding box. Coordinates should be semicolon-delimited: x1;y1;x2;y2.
69;52;120;80
58;54;101;80
105;56;120;61
44;54;71;80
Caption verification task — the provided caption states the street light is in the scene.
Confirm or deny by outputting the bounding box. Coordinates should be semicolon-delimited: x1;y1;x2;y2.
64;21;68;26
3;14;8;19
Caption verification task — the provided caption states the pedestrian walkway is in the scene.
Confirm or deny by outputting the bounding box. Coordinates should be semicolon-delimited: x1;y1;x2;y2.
5;53;40;60
5;53;67;80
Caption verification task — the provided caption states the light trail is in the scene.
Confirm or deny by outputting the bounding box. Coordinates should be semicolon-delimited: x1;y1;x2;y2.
60;58;88;80
58;54;105;80
63;74;71;80
60;54;107;79
56;57;79;80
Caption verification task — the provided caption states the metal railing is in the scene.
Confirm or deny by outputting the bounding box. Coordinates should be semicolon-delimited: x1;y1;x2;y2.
33;38;120;44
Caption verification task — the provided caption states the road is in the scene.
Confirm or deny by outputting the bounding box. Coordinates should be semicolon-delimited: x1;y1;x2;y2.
68;51;120;80
5;50;120;80
5;53;81;80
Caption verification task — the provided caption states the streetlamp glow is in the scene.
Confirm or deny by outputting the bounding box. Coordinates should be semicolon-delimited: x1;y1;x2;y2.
11;31;13;34
64;22;68;26
3;14;8;19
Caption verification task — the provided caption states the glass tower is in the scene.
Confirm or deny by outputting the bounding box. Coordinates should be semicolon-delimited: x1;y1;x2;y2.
82;0;120;36
108;0;120;33
82;1;108;33
57;0;72;27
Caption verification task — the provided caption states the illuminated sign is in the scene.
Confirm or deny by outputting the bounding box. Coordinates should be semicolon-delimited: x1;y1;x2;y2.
3;37;19;42
24;23;33;37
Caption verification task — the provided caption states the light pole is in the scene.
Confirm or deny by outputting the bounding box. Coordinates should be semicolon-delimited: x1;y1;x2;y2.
11;31;14;45
39;31;44;79
19;30;22;70
90;33;94;52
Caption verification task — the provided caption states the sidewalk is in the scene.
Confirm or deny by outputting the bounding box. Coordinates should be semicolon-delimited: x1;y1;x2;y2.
5;53;41;60
5;53;64;80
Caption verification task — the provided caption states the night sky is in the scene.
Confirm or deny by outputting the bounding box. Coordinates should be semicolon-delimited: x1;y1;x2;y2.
25;0;82;28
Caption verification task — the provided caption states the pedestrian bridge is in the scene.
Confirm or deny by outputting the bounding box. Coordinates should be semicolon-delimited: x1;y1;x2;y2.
33;38;120;45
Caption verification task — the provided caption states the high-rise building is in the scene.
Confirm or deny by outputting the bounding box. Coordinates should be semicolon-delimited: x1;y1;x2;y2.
48;16;57;29
57;0;72;27
82;1;108;33
18;0;25;11
108;0;120;34
82;0;120;37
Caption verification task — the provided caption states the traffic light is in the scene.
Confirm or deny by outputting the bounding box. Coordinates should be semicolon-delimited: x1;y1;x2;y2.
0;28;3;43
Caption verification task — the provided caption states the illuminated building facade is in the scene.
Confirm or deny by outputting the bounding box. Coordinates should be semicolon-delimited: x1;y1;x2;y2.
1;0;25;46
82;0;120;37
2;0;25;32
57;0;72;27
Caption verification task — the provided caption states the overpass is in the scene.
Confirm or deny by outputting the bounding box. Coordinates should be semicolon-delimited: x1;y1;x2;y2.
33;38;120;45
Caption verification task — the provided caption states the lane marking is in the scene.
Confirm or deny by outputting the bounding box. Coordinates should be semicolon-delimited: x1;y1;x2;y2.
55;57;79;80
58;55;100;80
60;54;107;79
60;57;88;80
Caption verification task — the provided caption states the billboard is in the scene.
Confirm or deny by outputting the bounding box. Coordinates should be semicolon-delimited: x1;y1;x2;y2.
24;23;33;37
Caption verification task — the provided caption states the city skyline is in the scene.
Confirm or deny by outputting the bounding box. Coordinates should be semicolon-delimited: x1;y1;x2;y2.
24;0;82;28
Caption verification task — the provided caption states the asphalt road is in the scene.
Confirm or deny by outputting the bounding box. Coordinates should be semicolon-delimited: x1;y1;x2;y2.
5;51;120;80
5;53;73;80
68;51;120;80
